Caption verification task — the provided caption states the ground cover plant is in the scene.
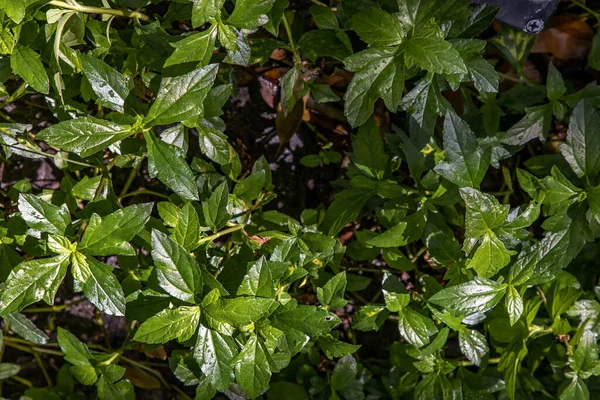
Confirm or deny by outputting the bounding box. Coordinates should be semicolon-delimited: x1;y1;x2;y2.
1;0;600;398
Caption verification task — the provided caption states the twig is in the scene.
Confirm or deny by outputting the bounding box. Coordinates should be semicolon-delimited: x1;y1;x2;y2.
198;224;245;245
48;1;150;21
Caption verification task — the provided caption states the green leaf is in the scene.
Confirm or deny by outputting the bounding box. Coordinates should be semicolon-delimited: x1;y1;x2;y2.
317;272;348;309
146;132;199;201
79;203;152;256
98;378;135;400
18;193;70;235
204;296;275;327
37;117;132;158
309;83;340;103
0;255;69;316
310;5;338;30
238;257;276;298
560;377;590;400
560;100;600;180
508;204;589;286
194;325;238;391
202;181;230;231
4;313;49;344
330;355;364;399
320;188;375;236
350;8;405;47
505;285;523;326
80;54;136;113
460;188;508;238
272;302;340;337
173;202;201;251
165;26;217;68
366;223;412;248
234;334;271;399
11;45;49;94
571;330;599;376
319;334;361;359
429;277;507;314
297;30;352;62
197;124;241;179
226;0;276;29
353;305;390;331
466;55;499;93
0;0;46;24
57;327;93;367
397;307;438;348
151;229;203;303
547;62;566;101
144;64;218;127
351;119;388;178
434;111;491;188
467;232;514;278
233;170;266;202
133;306;201;344
192;0;225;27
0;363;19;380
399;73;448;136
458;328;488;366
382;273;410;312
343;48;405;127
404;26;467;75
73;256;126;316
503;104;552;146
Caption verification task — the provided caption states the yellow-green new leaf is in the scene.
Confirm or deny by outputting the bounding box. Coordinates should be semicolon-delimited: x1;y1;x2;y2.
134;306;201;344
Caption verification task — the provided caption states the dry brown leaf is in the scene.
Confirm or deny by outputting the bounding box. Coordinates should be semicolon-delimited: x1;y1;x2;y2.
532;15;594;60
125;366;162;389
276;98;305;149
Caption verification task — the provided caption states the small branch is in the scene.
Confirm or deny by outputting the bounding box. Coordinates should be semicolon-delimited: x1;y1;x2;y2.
32;351;53;388
281;12;302;64
48;1;150;21
455;357;501;367
120;189;170;200
198;224;244;245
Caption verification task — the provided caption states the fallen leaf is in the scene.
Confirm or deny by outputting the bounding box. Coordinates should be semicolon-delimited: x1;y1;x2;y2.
125;366;161;389
532;15;594;60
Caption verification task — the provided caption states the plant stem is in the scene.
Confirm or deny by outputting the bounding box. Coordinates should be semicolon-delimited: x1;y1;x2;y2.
118;158;143;200
120;189;170;200
2;143;97;168
102;350;123;365
571;0;600;20
10;375;33;388
22;298;86;313
48;1;150;21
455;357;501;367
198;224;245;245
32;351;53;388
282;12;302;64
0;82;27;109
3;340;64;356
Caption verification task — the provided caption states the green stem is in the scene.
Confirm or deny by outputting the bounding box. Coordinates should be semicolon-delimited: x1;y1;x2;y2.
198;224;245;245
120;189;170;200
2;143;97;168
455;357;501;367
22;298;86;313
10;375;33;388
48;0;150;21
0;82;27;109
282;12;301;64
571;0;600;20
102;350;123;365
118;158;143;200
32;351;53;388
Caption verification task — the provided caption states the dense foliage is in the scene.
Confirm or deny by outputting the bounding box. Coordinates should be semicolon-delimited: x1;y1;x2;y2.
1;0;600;399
